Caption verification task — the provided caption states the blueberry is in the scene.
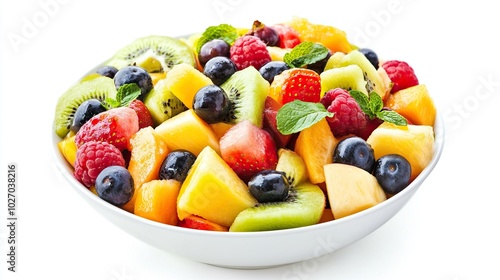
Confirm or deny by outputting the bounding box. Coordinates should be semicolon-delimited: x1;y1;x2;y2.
114;66;153;100
373;154;411;195
159;150;197;182
203;56;237;86
95;166;134;207
198;39;230;67
358;48;379;69
333;136;375;173
193;85;231;124
259;61;290;84
70;99;106;133
248;170;290;203
96;65;119;78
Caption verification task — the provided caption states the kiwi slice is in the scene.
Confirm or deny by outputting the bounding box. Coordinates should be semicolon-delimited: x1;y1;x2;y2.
325;50;386;98
229;149;325;232
144;79;187;125
54;74;117;138
220;66;269;127
320;64;368;97
106;35;196;73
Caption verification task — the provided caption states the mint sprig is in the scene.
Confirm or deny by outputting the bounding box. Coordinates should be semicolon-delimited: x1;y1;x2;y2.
283;42;329;68
195;24;239;53
349;90;407;126
277;100;333;135
104;83;141;109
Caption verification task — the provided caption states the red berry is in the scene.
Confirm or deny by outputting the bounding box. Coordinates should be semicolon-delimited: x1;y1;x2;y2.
220;120;278;182
320;88;367;138
270;68;321;104
272;24;301;49
74;141;125;187
230;35;271;70
129;99;154;129
381;60;419;93
75;107;139;151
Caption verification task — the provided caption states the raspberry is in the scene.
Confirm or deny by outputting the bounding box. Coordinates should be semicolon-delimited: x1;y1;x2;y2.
320;88;367;138
230;35;271;70
129;99;153;129
74;141;125;187
381;60;419;93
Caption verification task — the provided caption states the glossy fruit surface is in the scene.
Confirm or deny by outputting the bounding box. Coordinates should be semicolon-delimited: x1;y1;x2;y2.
95;165;134;207
159;150;197;182
70;99;106;133
193;85;231;124
203;56;237;85
373;154;412;195
333;136;375;173
259;61;290;84
198;39;230;66
248;170;290;203
114;66;153;100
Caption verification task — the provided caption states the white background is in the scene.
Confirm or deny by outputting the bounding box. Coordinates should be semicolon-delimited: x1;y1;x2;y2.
1;0;500;279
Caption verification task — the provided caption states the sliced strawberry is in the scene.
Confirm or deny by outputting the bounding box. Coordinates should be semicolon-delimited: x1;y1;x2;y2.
269;68;321;105
178;215;228;231
220;120;278;182
272;24;301;49
129;99;154;129
262;96;293;148
75;107;139;151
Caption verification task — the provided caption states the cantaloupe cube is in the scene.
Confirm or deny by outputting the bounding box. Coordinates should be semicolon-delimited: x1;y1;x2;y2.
134;179;181;225
385;84;436;126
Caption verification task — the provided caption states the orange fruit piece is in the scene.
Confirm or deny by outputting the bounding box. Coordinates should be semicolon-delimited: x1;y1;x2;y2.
134;179;181;225
178;215;228;231
57;134;77;167
286;17;353;53
385;84;437;126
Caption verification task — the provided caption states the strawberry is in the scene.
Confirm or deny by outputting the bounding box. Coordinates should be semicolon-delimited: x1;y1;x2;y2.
269;68;321;105
129;99;154;129
262;96;293;148
75;107;139;151
272;24;301;49
220;120;278;182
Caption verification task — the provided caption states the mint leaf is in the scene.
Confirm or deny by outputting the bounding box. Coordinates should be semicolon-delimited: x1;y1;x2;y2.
196;24;239;53
376;110;408;126
349;90;408;126
277;100;333;135
104;97;120;109
283;42;329;68
116;84;141;107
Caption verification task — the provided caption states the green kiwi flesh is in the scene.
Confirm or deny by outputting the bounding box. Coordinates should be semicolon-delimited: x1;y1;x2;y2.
229;149;325;232
324;50;385;97
106;35;196;73
54;74;116;137
220;66;269;127
320;64;367;97
144;79;187;126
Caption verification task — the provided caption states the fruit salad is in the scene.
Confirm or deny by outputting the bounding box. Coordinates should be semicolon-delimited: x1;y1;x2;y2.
54;17;437;232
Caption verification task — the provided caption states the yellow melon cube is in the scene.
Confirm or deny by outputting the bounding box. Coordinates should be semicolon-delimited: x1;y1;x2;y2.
57;135;77;167
164;63;213;108
385;84;436;126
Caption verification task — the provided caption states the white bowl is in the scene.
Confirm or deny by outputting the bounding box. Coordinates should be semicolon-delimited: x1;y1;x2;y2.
52;111;444;269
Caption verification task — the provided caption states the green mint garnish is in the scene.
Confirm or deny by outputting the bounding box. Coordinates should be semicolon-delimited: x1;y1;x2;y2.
277;100;334;135
104;83;141;109
196;24;239;53
349;90;408;126
283;42;329;68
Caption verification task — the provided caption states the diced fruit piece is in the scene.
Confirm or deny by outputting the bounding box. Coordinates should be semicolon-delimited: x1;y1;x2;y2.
271;23;301;49
74;141;126;187
75;107;139;151
269;68;321;105
54;74;117;138
58;135;77;167
294;118;338;184
262;96;293;148
324;163;387;219
229;182;325;232
324;50;387;100
333;136;375;173
358;48;379;70
220;66;269;127
159;150;197;182
220;120;278;182
266;47;291;62
209;122;234;139
275;148;308;188
123;127;169;212
319;208;335;223
129;99;154;129
178;215;228;232
385;84;436;126
248;170;290;203
286;17;353;53
134;179;181;225
320;65;367;97
230;35;271;70
373;154;412;195
149;72;166;86
154;109;220;156
95;166;134;207
144;79;187;126
367;122;434;181
164;63;213;109
177;146;257;227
